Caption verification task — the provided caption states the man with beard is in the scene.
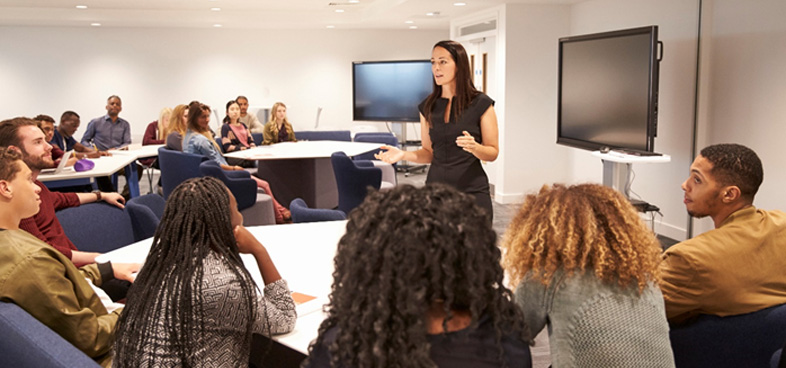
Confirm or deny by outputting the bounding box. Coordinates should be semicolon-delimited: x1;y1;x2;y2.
0;117;136;301
659;143;786;324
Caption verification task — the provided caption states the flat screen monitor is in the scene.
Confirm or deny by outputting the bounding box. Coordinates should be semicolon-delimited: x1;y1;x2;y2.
353;60;432;122
557;25;661;152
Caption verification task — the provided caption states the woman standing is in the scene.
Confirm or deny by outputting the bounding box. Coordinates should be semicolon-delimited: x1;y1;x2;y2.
183;101;291;223
503;183;675;368
114;177;296;367
375;40;498;219
262;102;297;145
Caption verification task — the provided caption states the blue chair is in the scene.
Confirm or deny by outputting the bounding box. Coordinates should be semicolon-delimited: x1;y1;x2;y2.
0;302;100;368
199;160;276;226
252;132;264;145
56;202;137;252
126;194;165;240
353;132;399;162
670;303;786;368
158;147;208;199
127;193;165;220
290;198;346;223
295;130;351;142
331;151;382;214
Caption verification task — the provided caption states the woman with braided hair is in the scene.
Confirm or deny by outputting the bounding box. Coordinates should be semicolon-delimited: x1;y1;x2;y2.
503;183;675;367
305;184;532;368
113;177;296;367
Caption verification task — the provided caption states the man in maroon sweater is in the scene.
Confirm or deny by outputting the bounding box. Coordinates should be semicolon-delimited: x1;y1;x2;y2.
0;117;135;299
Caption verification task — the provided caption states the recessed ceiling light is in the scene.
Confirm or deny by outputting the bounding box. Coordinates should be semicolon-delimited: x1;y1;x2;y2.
210;7;221;11
409;26;418;29
348;0;360;3
454;2;467;6
76;5;87;9
426;12;435;16
335;9;345;13
90;23;101;27
326;25;335;28
405;20;414;24
213;24;222;28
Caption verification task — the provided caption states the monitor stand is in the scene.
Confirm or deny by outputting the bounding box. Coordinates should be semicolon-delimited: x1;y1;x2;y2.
592;150;671;200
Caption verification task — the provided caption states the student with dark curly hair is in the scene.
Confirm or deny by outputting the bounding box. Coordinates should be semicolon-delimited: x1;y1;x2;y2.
113;177;296;367
305;184;532;368
503;183;674;367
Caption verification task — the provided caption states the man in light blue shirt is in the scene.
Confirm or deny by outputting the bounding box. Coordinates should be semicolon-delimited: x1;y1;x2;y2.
81;95;131;151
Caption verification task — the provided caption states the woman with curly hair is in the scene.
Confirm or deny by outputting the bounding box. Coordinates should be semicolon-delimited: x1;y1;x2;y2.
113;177;296;367
502;183;675;367
305;184;532;368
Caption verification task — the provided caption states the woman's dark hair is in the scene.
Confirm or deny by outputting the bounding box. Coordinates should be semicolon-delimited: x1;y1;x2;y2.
114;177;261;366
422;40;480;127
223;99;239;124
305;184;528;367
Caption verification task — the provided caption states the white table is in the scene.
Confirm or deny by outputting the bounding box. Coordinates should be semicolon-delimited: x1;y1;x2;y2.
96;220;346;355
37;154;142;197
109;144;164;160
225;141;382;209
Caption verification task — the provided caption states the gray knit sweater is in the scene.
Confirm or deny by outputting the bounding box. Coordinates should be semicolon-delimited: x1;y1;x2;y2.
514;270;675;368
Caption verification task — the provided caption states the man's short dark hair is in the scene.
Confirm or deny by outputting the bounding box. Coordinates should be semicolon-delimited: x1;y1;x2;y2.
236;95;248;102
0;146;23;182
700;143;763;201
33;114;55;124
61;111;80;121
108;95;121;102
0;117;38;148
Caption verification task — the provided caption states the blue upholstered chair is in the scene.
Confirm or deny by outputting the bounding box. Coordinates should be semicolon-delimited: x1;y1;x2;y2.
290;198;346;223
670;303;786;368
252;132;264;146
56;202;137;252
331;151;382;214
157;147;208;199
295;130;351;142
352;132;399;162
199;160;276;226
0;302;100;368
126;194;165;240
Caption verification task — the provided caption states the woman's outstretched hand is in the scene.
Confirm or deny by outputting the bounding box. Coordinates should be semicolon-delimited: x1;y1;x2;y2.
374;145;406;164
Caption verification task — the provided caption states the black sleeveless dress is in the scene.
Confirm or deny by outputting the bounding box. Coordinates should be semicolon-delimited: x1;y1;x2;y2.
418;93;494;219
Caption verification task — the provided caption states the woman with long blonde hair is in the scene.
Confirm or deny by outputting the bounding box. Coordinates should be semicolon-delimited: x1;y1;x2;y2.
261;102;297;145
503;183;674;368
163;104;188;151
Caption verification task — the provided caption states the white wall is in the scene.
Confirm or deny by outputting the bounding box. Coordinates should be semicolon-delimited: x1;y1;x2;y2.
566;0;700;240
0;26;447;142
692;0;786;234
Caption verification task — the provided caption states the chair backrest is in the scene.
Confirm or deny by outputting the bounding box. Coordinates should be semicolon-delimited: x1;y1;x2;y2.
56;202;136;252
158;147;208;199
199;160;257;211
353;133;399;161
127;193;165;220
670;303;786;368
0;302;101;368
331;151;382;214
125;201;160;240
295;130;351;142
290;198;346;223
252;132;264;145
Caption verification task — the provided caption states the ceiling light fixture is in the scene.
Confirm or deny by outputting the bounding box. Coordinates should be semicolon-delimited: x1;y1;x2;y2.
90;23;101;27
454;2;467;6
335;9;345;13
426;12;435;16
76;5;87;9
213;24;223;28
211;7;221;11
348;0;360;3
409;26;418;29
327;25;335;28
404;20;414;24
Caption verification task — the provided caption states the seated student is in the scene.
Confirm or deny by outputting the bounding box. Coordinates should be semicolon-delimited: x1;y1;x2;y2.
114;177;296;367
220;99;257;168
660;143;786;324
184;101;290;223
237;95;265;134
305;184;532;368
140;106;170;166
34;114;75;166
262;102;297;145
51;110;106;159
0;117;135;301
0;146;139;367
163;104;188;151
503;183;675;367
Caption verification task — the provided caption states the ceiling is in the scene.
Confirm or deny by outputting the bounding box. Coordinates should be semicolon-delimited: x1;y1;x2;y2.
0;0;580;30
